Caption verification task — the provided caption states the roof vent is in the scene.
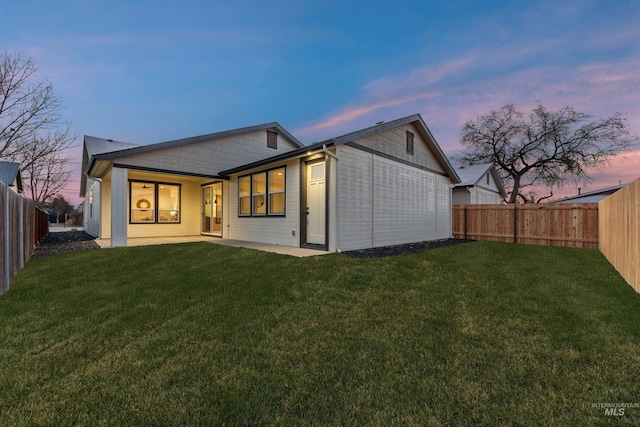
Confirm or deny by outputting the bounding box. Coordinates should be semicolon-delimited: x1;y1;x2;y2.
376;121;384;125
107;139;113;142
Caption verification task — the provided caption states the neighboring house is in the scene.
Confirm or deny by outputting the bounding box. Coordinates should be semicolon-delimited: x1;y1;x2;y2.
0;161;24;194
547;183;628;204
80;114;460;251
47;209;58;223
452;163;506;204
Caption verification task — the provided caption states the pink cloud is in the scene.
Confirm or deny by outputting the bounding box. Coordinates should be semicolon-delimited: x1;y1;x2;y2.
295;47;640;147
294;48;640;203
591;149;640;186
527;149;640;200
293;54;487;139
296;91;443;138
362;55;479;100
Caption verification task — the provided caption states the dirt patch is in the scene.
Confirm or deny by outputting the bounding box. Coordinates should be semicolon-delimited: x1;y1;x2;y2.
342;239;473;258
31;231;100;259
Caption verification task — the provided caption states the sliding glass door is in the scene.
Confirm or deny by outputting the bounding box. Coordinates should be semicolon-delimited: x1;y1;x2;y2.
202;183;222;236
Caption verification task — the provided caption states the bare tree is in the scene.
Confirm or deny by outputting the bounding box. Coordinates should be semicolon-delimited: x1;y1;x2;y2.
454;103;638;203
21;142;71;203
50;194;74;224
0;51;75;202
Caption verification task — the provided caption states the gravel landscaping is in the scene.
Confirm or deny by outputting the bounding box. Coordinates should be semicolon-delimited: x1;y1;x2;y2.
30;232;472;259
342;238;473;258
31;231;100;259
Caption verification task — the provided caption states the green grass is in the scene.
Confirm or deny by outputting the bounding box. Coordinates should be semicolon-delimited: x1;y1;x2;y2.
1;241;639;426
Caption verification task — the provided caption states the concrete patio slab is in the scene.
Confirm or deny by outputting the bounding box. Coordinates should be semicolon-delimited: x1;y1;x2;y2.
94;236;331;257
48;224;84;233
95;235;215;248
210;239;331;257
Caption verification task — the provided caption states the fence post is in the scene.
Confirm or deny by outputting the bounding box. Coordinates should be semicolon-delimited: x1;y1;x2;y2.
18;197;24;269
463;206;468;240
3;183;9;294
513;204;518;244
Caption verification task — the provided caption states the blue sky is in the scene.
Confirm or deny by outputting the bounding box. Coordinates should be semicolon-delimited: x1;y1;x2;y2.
2;0;639;203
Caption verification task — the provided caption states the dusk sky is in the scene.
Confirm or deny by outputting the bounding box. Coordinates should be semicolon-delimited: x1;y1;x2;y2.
2;0;639;204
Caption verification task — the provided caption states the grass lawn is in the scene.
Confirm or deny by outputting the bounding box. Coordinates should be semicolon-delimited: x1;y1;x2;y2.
1;241;639;425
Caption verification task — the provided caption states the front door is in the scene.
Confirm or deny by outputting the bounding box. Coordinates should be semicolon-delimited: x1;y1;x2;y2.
202;183;223;236
306;162;326;245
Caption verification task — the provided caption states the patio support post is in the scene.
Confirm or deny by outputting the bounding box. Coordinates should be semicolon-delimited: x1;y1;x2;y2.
111;167;128;247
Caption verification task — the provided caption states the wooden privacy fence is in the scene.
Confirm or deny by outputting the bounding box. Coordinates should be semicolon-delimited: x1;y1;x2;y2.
1;182;49;295
452;203;599;249
599;178;639;293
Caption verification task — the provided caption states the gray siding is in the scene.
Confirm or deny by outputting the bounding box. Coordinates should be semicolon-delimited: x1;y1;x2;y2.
226;158;301;247
452;186;502;204
452;188;470;205
337;145;452;251
337;147;374;251
114;130;300;176
372;155;438;247
485;170;501;193
436;174;452;235
84;178;101;237
452;170;503;205
473;186;503;204
350;122;445;173
473;170;503;203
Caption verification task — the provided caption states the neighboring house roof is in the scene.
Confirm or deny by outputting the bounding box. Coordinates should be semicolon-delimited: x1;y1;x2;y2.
0;161;23;193
221;114;461;183
547;183;628;204
452;163;507;198
80;122;303;196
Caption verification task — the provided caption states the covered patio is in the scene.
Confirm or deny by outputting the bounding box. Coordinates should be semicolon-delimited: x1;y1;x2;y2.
94;235;331;257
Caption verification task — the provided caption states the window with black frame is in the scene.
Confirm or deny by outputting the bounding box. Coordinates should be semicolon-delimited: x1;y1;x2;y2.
130;181;180;223
238;167;285;217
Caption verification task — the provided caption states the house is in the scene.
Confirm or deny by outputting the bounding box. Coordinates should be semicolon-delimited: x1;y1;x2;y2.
80;114;460;251
452;163;506;204
547;183;628;204
0;161;24;194
47;208;58;223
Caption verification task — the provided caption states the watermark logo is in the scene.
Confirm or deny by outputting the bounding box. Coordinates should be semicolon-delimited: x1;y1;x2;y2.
592;402;639;416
